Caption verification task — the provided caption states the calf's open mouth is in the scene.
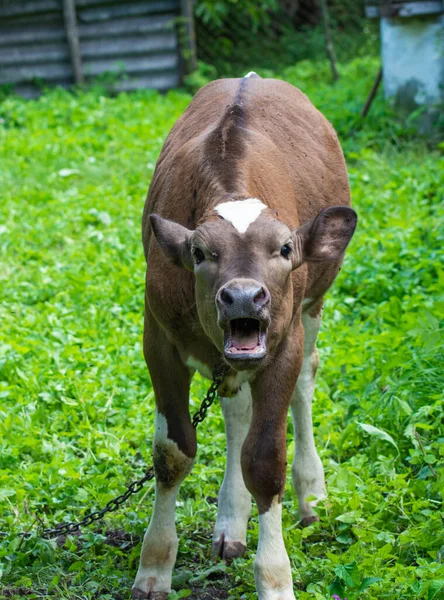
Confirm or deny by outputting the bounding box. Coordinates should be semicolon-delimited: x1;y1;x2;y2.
224;318;267;361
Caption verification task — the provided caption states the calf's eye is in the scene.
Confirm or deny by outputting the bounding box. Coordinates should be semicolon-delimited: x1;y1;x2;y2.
281;244;292;259
193;248;205;264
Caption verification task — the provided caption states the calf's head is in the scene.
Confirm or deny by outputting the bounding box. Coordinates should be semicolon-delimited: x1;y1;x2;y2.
150;199;356;370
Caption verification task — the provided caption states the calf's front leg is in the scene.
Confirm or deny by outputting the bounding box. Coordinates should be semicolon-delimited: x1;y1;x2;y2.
241;338;302;600
212;385;252;560
132;411;194;600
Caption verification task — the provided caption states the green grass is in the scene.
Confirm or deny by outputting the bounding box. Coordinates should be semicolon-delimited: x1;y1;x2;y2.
0;58;443;600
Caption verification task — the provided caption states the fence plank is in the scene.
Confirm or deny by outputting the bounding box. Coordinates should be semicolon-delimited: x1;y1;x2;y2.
76;0;175;6
0;44;69;66
79;14;175;38
81;33;177;58
83;52;178;76
0;1;60;18
117;72;180;91
63;0;84;83
0;62;73;84
78;1;178;23
0;22;65;46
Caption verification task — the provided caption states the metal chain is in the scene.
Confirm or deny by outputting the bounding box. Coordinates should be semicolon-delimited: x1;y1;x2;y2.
191;362;229;429
40;467;155;539
14;363;229;541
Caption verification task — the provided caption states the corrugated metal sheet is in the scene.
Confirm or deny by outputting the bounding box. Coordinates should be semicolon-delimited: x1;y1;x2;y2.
0;0;182;95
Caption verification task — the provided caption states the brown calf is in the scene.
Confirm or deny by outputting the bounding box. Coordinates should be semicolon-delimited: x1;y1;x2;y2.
132;73;357;600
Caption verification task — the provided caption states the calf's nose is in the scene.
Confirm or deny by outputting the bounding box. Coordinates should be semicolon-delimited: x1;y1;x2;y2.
216;280;270;318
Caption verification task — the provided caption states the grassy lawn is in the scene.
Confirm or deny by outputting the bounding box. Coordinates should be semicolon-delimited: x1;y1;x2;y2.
0;58;443;600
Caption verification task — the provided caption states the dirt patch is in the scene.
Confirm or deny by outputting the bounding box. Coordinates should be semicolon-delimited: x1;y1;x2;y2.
189;586;229;600
103;528;140;549
55;527;140;549
1;588;35;598
1;584;230;600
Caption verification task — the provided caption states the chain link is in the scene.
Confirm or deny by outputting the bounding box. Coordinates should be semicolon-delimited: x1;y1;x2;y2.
13;363;229;541
191;362;229;429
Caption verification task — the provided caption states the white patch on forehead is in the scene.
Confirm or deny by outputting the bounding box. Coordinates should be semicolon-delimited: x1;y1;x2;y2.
215;198;266;234
244;71;257;78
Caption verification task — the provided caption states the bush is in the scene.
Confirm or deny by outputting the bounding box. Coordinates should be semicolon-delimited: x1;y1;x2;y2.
194;0;378;77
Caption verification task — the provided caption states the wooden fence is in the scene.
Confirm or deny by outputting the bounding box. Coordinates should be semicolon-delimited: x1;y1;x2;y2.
0;0;196;96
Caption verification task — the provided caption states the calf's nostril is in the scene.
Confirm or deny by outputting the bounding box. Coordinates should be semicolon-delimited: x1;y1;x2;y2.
253;287;269;306
220;288;234;305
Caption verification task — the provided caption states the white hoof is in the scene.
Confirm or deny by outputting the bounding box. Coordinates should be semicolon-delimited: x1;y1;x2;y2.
132;565;172;599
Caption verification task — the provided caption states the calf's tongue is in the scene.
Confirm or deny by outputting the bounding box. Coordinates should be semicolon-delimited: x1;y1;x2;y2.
231;331;259;351
229;319;260;352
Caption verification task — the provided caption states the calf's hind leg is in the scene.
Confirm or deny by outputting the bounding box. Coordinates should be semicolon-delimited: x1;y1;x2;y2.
132;316;195;600
291;305;325;527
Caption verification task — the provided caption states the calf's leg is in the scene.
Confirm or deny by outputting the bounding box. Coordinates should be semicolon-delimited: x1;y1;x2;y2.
212;385;252;560
132;315;195;600
242;336;302;600
291;305;325;527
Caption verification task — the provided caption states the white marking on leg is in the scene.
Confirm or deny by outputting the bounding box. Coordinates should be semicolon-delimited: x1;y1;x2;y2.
291;310;325;524
185;355;212;379
133;412;193;597
255;497;295;600
244;71;258;78
215;198;266;234
301;297;313;308
133;483;179;595
213;386;252;555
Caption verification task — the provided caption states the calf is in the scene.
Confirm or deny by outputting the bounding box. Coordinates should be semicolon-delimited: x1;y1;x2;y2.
132;74;357;599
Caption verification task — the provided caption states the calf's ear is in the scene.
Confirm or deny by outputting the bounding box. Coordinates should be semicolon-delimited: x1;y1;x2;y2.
292;206;357;267
150;214;194;271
